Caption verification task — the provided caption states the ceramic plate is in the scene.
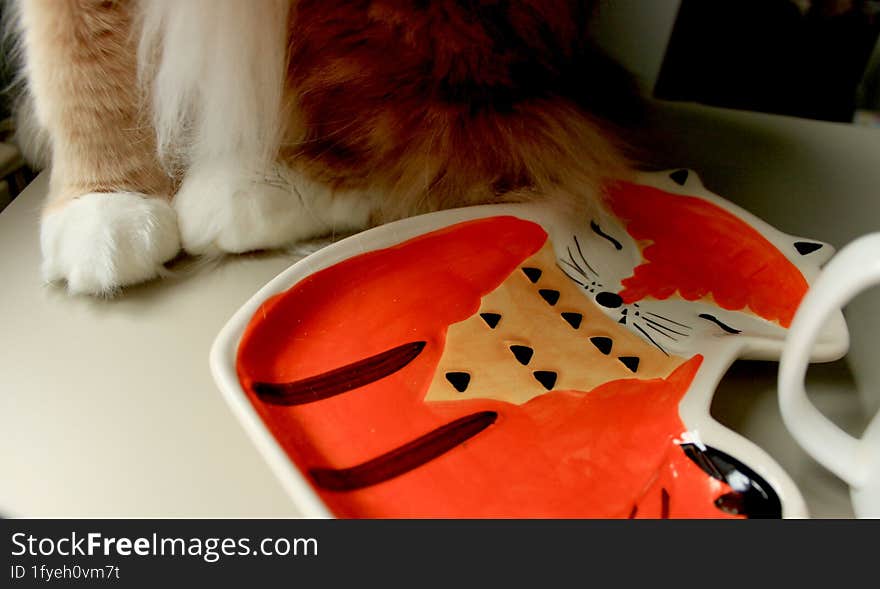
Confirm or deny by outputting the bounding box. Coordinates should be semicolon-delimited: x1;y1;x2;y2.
210;170;848;518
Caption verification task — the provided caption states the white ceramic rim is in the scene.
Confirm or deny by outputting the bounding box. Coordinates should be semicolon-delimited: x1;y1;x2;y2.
209;170;848;519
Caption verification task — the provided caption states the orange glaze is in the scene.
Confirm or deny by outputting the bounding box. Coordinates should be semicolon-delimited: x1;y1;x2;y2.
605;182;808;327
237;215;737;517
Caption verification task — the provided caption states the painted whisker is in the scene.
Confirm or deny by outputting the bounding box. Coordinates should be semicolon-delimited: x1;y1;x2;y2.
573;235;598;275
566;246;591;277
644;322;678;342
634;323;669;356
646;312;692;330
561;255;589;280
643;317;688;337
558;265;586;287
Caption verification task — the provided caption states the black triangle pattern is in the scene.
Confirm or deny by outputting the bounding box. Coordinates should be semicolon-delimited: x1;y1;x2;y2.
479;312;501;329
618;356;640;373
509;345;534;366
590;336;613;355
539;289;560;306
445;372;471;392
521;267;542;283
533;371;557;390
561;312;583;329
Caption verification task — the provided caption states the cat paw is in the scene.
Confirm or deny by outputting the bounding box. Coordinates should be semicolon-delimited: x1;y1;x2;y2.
173;161;372;255
40;192;181;295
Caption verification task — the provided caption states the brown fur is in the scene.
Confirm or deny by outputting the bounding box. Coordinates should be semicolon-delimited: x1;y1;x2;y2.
18;0;636;244
284;0;630;222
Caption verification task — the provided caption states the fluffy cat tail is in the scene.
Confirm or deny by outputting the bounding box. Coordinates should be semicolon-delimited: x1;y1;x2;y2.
136;0;290;174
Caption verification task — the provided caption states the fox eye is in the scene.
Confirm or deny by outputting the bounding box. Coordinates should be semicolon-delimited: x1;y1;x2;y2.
590;221;622;251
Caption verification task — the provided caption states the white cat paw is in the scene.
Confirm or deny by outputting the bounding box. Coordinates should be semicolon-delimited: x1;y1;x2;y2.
41;192;181;295
173;161;372;255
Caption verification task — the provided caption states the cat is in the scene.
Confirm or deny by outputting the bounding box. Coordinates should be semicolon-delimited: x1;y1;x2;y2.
9;0;640;295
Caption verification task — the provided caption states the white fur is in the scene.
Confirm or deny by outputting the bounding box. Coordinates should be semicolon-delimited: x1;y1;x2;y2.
174;161;373;255
41;193;180;295
138;0;329;256
137;0;289;170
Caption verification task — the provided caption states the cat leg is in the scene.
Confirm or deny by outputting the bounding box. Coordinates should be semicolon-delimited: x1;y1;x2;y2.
173;161;373;255
17;0;179;295
137;0;371;255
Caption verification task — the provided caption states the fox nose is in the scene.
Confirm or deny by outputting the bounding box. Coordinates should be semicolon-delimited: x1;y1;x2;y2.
595;291;623;309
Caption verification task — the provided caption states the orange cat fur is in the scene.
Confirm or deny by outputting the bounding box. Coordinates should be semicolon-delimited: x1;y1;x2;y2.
11;0;637;294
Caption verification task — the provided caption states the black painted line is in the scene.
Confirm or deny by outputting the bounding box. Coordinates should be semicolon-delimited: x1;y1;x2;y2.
646;312;692;330
566;247;592;279
643;317;687;337
253;341;426;406
634;323;669;356
590;221;623;251
643;317;687;336
309;411;498;491
573;234;600;274
561;256;589;281
698;314;742;334
558;265;586;287
644;321;678;342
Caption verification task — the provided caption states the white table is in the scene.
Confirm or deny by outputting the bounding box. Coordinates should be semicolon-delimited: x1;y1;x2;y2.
1;101;875;518
0;172;301;517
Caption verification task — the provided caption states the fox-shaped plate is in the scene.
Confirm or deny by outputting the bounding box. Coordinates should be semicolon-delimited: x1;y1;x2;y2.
212;170;847;518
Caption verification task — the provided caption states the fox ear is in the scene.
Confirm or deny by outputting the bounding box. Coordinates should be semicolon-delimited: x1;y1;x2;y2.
669;169;689;186
793;241;824;256
605;180;810;327
791;239;835;266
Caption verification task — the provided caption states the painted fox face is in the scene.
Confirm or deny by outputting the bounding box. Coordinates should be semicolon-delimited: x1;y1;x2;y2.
231;170;846;518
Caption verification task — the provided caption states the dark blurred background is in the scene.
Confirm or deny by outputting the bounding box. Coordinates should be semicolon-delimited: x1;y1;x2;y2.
654;0;880;123
0;1;35;211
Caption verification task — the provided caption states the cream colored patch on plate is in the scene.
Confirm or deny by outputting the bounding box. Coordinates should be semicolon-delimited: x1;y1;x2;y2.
426;241;685;405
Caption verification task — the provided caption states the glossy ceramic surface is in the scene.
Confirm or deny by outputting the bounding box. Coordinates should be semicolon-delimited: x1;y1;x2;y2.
211;170;848;518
